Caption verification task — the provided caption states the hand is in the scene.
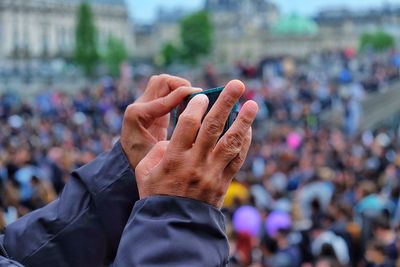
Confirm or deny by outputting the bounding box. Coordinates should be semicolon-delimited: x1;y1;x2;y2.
121;74;201;168
135;80;258;208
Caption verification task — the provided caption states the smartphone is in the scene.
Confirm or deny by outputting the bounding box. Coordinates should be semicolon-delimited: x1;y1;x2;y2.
173;86;239;137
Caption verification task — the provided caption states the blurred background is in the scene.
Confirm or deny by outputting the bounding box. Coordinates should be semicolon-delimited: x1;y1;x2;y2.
1;0;400;266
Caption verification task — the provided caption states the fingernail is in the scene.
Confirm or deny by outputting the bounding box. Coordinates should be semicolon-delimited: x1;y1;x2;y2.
230;80;245;88
247;101;259;114
192;93;209;105
191;87;203;92
226;80;245;96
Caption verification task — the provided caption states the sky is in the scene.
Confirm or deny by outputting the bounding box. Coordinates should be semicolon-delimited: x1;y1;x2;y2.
127;0;400;23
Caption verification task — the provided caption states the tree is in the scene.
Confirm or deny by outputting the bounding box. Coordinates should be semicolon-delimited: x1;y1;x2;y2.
359;31;395;52
103;36;129;77
74;2;99;76
159;42;180;67
180;11;213;64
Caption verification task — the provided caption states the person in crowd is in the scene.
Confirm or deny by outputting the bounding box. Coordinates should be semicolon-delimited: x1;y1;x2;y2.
364;240;396;267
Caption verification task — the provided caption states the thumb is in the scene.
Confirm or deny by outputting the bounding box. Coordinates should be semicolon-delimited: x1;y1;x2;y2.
135;141;169;177
141;86;202;119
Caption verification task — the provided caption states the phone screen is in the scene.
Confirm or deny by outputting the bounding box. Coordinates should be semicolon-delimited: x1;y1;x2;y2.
173;87;239;137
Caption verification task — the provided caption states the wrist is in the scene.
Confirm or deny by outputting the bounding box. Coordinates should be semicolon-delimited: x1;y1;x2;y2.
138;189;223;209
120;142;145;169
134;195;226;222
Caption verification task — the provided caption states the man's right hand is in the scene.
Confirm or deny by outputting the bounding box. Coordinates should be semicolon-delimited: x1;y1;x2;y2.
135;80;258;208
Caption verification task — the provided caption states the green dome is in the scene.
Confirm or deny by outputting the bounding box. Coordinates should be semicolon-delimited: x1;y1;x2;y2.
272;14;319;35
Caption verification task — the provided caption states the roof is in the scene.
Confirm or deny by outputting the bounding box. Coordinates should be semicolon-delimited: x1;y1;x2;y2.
271;14;319;35
205;0;276;12
69;0;126;6
314;5;400;25
86;0;125;5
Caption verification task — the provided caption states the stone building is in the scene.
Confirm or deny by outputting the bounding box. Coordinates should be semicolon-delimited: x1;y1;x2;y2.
314;6;400;49
0;0;134;60
134;0;280;63
210;2;400;63
205;0;279;35
134;7;188;62
133;1;400;65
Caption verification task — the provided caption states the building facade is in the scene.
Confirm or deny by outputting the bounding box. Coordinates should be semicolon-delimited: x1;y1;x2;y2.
205;0;279;35
314;6;400;49
134;0;280;63
0;0;134;60
134;1;400;65
134;7;188;62
208;2;400;63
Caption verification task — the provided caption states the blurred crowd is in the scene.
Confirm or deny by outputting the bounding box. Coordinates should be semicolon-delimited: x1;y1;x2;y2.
0;49;400;266
224;50;400;267
0;78;135;222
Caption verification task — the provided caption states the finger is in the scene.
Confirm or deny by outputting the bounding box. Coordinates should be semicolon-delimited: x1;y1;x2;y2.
211;100;258;169
140;74;191;101
194;80;245;156
169;94;209;151
136;141;169;177
140;86;202;121
165;76;191;96
223;128;252;179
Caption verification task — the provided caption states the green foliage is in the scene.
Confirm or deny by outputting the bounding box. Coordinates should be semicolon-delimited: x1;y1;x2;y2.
74;2;99;76
103;36;129;77
180;11;213;64
359;31;395;52
159;42;180;67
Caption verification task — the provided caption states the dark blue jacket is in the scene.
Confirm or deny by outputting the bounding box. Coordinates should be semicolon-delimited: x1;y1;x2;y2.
0;142;229;266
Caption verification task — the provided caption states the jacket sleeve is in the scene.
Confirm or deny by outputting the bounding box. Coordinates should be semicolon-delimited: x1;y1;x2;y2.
2;141;138;267
0;257;25;267
113;196;229;267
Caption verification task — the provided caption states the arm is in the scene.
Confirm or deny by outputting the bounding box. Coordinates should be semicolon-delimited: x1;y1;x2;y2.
3;142;137;267
2;75;198;267
0;257;24;267
114;80;258;266
113;196;229;267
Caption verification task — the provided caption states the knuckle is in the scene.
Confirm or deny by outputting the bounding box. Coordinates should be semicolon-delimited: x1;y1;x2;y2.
239;115;253;127
204;119;224;135
188;176;201;187
186;168;198;178
188;167;201;179
158;74;170;82
224;132;243;151
135;167;148;180
161;163;173;175
230;154;244;169
125;104;139;118
221;94;236;107
221;142;241;156
149;74;159;82
157;97;170;109
179;114;200;129
162;157;175;168
159;73;170;79
162;156;180;173
201;179;214;192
